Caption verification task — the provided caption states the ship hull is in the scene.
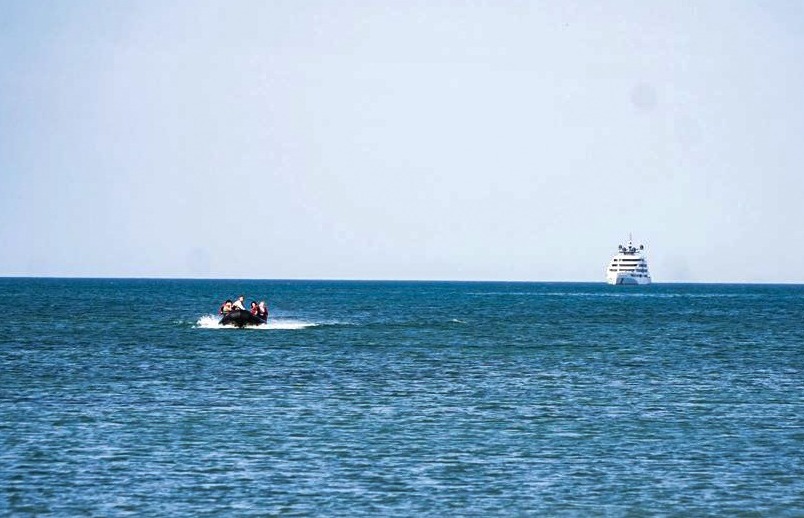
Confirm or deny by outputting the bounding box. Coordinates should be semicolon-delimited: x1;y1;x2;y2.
607;273;652;285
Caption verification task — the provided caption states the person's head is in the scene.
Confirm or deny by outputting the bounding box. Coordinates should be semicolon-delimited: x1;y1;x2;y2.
225;299;232;304
238;295;244;301
250;301;257;308
259;301;266;308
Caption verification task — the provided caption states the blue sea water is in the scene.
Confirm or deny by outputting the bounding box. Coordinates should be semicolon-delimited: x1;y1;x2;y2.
1;278;803;516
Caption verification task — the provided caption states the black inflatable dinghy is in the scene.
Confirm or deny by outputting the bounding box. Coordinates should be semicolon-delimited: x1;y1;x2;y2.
219;309;266;328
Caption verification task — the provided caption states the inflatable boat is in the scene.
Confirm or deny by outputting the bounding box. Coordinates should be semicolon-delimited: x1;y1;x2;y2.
219;309;267;328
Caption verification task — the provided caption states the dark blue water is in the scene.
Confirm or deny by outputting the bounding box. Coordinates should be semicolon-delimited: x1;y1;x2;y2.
1;279;803;515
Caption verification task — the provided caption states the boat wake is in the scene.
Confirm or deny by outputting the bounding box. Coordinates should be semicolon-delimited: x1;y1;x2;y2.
195;314;318;330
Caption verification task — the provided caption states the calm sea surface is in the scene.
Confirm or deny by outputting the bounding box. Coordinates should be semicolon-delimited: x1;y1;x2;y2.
1;279;803;516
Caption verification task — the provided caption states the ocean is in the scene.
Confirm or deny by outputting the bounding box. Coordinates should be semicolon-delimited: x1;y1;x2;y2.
1;278;802;516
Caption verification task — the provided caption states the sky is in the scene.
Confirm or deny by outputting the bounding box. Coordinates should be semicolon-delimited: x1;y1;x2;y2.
1;1;803;283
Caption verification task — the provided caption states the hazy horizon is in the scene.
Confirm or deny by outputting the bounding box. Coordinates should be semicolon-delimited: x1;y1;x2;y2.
2;275;802;286
3;2;803;283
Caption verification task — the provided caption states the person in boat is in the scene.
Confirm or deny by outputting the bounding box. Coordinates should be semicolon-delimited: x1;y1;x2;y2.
232;295;246;311
250;301;259;316
219;299;233;315
258;301;268;321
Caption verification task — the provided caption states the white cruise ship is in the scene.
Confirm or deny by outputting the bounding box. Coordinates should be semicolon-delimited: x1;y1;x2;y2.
606;236;652;285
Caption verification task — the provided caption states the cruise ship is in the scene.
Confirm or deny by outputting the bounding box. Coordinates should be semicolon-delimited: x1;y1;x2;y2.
606;236;652;285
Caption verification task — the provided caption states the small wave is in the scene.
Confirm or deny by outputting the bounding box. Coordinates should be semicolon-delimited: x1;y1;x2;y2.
195;315;317;330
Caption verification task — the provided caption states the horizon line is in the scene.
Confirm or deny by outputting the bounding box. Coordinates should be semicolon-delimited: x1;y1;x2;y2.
1;275;803;286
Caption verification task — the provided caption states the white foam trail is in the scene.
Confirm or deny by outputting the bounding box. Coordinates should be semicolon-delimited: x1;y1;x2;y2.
197;315;223;328
264;320;317;330
195;314;317;330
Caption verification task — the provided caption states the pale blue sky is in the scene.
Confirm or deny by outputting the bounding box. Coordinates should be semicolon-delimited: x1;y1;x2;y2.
2;1;803;282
